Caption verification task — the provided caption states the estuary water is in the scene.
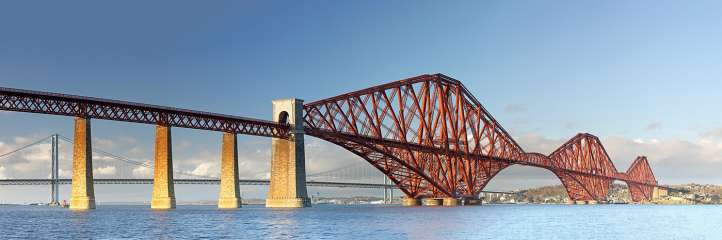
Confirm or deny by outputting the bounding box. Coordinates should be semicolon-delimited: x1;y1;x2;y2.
0;204;719;240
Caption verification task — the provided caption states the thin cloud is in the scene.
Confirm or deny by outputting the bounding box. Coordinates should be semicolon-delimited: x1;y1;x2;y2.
503;104;526;114
511;131;722;185
94;166;117;176
132;165;152;178
700;128;722;140
645;122;662;131
93;137;118;150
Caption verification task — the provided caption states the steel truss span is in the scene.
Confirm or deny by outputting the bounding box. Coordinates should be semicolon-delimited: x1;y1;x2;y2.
0;87;289;138
0;74;661;203
303;74;658;202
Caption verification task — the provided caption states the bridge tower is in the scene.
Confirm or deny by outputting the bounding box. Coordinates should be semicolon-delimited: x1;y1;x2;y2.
218;132;242;209
151;124;176;209
266;99;311;208
50;134;60;206
70;117;95;210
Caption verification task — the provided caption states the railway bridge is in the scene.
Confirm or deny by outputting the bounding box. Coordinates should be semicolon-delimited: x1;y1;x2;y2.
0;74;663;209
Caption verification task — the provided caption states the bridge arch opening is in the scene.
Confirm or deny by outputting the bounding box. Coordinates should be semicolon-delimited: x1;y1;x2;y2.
484;164;569;204
277;111;289;124
608;180;635;204
302;136;402;201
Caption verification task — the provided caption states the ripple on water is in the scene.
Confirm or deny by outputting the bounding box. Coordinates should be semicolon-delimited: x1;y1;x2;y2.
0;204;719;240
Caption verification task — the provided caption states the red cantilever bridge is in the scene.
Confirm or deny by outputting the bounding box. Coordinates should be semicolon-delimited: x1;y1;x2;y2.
0;74;660;208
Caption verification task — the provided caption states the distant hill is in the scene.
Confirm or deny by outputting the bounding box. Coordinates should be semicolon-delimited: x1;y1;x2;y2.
515;183;722;204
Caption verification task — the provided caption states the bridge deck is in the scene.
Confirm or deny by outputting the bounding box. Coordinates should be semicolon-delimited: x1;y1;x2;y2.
0;87;289;138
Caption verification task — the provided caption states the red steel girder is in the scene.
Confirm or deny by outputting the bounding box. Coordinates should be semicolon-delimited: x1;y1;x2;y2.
303;74;662;202
0;87;290;138
1;74;663;203
625;156;657;202
304;74;524;198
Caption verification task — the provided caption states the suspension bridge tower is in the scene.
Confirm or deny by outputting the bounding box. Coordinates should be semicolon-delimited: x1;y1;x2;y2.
49;134;60;206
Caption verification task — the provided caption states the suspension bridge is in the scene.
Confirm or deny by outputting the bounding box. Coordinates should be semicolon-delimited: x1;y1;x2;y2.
0;134;395;203
0;73;668;210
0;133;519;204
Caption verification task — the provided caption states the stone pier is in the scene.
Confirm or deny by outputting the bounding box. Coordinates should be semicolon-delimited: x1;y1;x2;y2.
402;198;421;206
70;117;96;210
218;132;242;209
266;99;311;208
442;198;460;207
463;198;482;206
151;124;176;209
422;198;442;206
652;187;668;200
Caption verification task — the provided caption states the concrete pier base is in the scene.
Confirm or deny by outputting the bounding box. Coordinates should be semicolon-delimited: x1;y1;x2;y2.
218;133;242;209
266;198;310;208
442;198;460;207
587;200;598;205
575;200;587;205
266;99;311;208
70;117;96;210
218;198;242;209
464;198;482;206
652;187;668;200
422;198;442;206
402;198;421;206
151;125;176;209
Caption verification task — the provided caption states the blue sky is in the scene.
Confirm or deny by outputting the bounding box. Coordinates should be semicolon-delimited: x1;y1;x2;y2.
2;1;722;203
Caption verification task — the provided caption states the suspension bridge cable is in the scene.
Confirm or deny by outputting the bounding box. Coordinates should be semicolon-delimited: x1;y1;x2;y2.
0;135;52;159
57;135;212;179
0;134;385;184
307;162;368;177
56;135;149;167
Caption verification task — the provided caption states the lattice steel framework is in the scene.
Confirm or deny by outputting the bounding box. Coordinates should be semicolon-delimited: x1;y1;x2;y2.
304;74;525;198
0;74;661;202
545;134;621;202
303;74;659;202
0;87;289;138
625;156;657;202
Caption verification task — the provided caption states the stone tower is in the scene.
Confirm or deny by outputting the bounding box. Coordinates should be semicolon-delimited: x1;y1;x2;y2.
266;99;311;208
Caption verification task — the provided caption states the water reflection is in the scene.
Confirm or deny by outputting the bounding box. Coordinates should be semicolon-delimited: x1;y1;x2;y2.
264;210;301;240
68;209;92;239
150;209;174;240
0;204;721;239
396;206;468;239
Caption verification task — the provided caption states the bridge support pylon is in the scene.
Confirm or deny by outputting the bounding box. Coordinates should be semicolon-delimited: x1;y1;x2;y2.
652;187;668;200
422;198;442;206
442;198;460;207
463;197;481;206
218;132;242;209
70;117;96;210
402;198;421;206
151;124;176;209
266;99;311;208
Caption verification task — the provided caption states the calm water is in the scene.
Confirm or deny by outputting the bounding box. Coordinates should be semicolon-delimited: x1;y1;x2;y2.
0;204;718;240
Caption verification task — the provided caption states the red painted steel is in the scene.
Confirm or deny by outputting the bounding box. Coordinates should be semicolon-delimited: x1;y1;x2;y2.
0;74;661;202
303;74;659;202
0;87;289;138
625;157;657;202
